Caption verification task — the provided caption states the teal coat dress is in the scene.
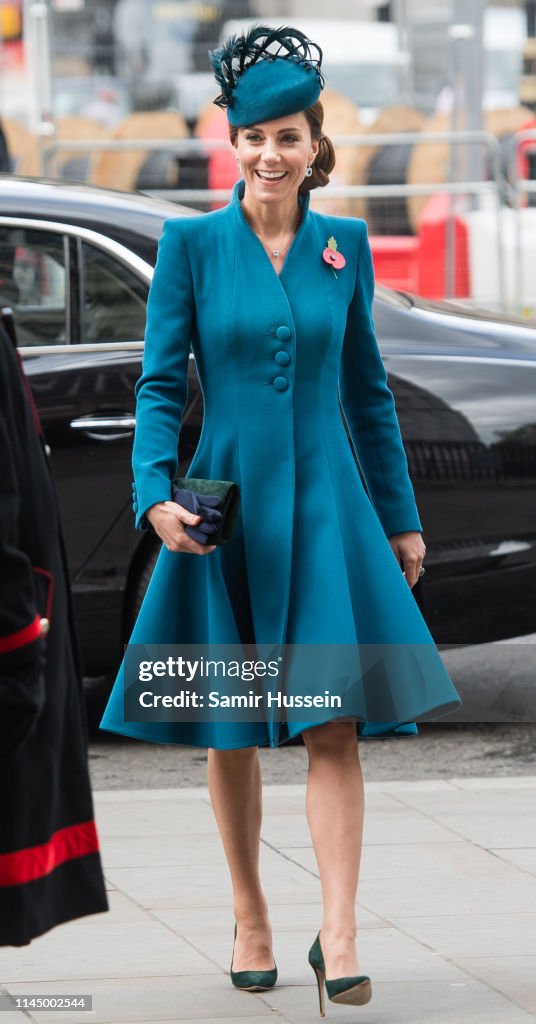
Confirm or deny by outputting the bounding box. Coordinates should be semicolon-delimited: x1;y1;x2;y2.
99;179;462;749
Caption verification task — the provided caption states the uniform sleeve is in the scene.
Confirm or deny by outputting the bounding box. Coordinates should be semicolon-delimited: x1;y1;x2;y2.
0;393;46;757
131;219;194;530
338;220;423;539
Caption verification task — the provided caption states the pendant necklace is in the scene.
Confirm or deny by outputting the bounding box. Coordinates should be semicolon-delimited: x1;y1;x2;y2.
258;211;301;260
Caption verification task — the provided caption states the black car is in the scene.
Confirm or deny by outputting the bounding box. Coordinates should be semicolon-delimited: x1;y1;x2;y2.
1;175;535;697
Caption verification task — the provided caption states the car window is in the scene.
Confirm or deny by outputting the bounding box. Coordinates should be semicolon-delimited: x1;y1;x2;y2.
80;241;148;343
0;227;67;346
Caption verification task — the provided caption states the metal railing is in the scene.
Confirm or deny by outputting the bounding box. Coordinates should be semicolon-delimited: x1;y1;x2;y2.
39;128;513;310
507;129;536;316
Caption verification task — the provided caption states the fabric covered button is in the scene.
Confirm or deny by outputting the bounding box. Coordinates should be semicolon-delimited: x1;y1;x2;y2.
276;325;291;341
273;376;288;391
274;350;290;366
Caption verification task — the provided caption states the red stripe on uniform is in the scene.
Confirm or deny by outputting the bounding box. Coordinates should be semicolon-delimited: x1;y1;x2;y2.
0;614;41;653
0;821;100;886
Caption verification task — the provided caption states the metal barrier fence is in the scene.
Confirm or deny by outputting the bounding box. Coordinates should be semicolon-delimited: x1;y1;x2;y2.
38;128;528;314
507;129;536;316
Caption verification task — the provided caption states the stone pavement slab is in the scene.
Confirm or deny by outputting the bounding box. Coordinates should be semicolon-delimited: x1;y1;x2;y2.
0;777;535;1023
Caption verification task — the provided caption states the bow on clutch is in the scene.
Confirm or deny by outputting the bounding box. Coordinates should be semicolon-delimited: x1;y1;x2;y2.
171;477;240;546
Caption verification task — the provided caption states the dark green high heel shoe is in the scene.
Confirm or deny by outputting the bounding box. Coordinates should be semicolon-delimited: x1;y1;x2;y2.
308;931;372;1017
230;922;278;992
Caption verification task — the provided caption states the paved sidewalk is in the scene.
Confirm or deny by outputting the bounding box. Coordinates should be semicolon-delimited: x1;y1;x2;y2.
1;777;536;1023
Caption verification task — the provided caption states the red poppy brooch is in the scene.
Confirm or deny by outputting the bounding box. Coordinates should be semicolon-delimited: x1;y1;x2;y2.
322;235;346;278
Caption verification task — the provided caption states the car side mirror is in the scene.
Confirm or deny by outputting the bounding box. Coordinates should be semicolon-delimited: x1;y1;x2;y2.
0;306;17;348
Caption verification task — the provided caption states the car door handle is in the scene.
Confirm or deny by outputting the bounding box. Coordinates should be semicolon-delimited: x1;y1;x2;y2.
70;414;136;440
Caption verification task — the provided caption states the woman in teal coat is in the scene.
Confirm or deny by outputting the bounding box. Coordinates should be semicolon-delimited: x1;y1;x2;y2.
101;26;461;1015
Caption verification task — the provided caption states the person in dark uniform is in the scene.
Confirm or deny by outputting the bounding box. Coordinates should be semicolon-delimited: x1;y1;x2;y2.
0;309;108;946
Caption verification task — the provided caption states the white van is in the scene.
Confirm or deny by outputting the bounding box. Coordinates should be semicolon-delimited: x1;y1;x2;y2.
412;5;527;115
483;5;527;110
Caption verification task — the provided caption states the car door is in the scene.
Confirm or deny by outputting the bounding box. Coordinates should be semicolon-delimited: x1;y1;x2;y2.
372;290;536;646
384;349;536;646
0;219;149;571
0;218;151;674
70;233;150;671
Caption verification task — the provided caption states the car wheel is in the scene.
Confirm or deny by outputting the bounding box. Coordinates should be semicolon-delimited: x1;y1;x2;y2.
124;538;161;640
85;540;162;731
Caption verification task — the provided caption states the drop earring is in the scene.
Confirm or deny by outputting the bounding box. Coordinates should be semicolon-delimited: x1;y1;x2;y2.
305;163;313;178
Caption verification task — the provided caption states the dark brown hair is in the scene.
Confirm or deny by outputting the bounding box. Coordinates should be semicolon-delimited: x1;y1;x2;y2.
229;100;336;195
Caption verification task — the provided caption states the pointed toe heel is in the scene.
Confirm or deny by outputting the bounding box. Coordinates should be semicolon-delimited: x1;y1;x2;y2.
308;931;372;1017
230;923;278;992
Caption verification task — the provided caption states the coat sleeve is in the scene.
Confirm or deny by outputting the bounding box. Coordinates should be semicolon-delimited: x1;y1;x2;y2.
131;218;194;531
338;220;423;539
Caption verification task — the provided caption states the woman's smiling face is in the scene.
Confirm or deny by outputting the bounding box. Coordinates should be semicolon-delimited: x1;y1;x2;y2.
234;112;319;205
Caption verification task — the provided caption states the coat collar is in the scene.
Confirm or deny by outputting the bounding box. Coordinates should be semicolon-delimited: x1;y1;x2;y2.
230;177;311;238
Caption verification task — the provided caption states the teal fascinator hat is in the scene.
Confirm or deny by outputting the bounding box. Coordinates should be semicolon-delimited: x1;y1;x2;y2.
208;25;324;127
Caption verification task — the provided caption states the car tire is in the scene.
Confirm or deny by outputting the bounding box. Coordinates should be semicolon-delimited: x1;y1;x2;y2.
85;541;161;731
124;539;161;640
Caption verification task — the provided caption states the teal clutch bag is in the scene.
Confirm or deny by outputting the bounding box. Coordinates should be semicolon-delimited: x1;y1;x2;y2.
171;476;241;545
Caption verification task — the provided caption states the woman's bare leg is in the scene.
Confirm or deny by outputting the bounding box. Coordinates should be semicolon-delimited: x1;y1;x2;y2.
302;721;365;979
207;746;274;971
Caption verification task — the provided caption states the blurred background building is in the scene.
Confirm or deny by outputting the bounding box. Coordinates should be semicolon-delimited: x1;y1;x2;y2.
2;0;536;310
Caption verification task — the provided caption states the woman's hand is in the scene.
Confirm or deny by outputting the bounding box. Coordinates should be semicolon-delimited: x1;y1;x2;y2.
146;501;217;555
388;531;426;589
